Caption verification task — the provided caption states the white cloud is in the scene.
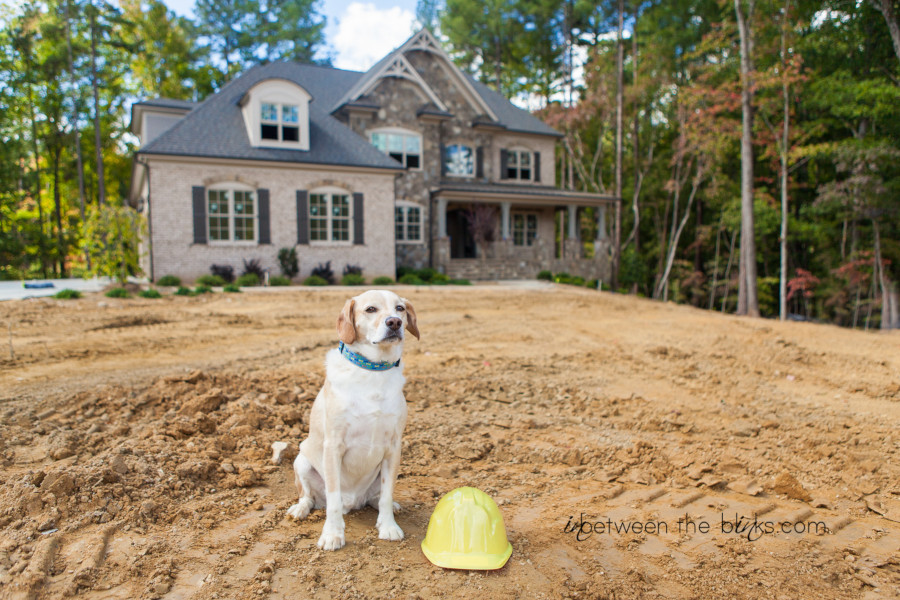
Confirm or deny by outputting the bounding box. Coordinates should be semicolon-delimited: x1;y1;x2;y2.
332;2;417;71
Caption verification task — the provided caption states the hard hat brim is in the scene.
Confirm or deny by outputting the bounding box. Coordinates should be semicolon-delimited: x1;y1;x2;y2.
421;540;513;570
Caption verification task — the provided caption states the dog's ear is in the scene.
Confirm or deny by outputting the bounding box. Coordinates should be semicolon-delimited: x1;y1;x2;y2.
402;298;419;340
336;298;357;344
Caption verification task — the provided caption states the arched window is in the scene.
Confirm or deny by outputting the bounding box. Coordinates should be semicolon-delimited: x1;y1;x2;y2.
370;128;422;169
395;201;422;243
444;144;475;177
309;187;353;243
207;183;256;243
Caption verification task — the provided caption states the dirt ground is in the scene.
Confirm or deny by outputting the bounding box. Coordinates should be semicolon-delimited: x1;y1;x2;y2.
0;284;898;600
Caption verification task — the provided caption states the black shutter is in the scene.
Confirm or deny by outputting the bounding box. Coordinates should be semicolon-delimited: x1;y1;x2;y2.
533;152;541;182
500;149;509;180
257;188;270;244
353;192;364;245
296;190;308;244
476;146;484;179
192;186;207;244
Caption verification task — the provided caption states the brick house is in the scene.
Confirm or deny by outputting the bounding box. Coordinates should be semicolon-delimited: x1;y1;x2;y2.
130;29;616;283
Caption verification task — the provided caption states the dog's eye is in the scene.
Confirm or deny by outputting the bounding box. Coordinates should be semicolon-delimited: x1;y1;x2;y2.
396;305;405;312
365;306;377;313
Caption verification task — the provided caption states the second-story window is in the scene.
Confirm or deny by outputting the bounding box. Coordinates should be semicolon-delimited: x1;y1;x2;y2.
261;102;300;142
506;149;532;180
371;130;421;169
445;144;474;177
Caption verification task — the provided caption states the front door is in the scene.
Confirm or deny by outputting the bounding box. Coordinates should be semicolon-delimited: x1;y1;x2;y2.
447;208;476;259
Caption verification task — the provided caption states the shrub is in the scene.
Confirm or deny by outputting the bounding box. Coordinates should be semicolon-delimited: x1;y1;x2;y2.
156;275;181;286
139;289;162;299
54;289;81;299
341;273;366;286
304;275;329;286
174;286;193;296
194;284;212;294
398;273;424;285
450;279;471;285
570;276;585;286
415;267;438;282
396;266;414;279
431;273;450;284
372;276;394;285
277;247;299;278
197;274;226;287
105;287;129;298
553;272;572;284
311;261;335;284
236;273;260;287
210;264;235;283
536;270;553;281
586;279;600;289
269;275;291;286
223;283;241;293
242;258;265;279
343;264;363;277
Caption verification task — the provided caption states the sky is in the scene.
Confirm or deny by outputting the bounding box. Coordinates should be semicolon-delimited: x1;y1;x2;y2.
162;0;419;71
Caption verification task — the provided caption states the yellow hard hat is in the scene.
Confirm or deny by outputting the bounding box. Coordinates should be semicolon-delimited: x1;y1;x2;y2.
421;487;513;570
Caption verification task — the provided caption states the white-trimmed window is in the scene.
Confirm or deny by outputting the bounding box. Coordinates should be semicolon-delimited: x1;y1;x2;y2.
309;188;352;243
512;213;537;246
260;102;300;142
371;129;422;169
395;201;423;243
506;149;533;180
208;184;257;243
445;144;475;177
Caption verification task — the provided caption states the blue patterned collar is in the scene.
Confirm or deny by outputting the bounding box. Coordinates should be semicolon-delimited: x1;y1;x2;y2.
338;342;401;371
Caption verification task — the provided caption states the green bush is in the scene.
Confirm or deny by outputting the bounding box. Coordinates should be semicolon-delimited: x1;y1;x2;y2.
398;273;424;285
54;289;81;299
415;267;438;282
450;279;471;285
303;275;329;286
194;284;212;294
431;273;450;283
223;283;241;293
341;273;366;286
269;275;291;286
586;279;599;289
553;272;572;284
396;266;414;279
139;289;162;299
156;275;181;286
105;287;129;298
236;273;260;287
372;276;394;285
196;274;226;287
569;276;585;286
277;247;299;278
174;286;193;296
537;270;553;281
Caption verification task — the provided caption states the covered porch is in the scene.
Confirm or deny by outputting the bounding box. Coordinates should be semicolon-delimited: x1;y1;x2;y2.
430;183;618;283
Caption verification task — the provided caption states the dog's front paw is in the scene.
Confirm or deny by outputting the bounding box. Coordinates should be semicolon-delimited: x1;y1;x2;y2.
287;498;314;520
377;518;404;542
317;521;345;551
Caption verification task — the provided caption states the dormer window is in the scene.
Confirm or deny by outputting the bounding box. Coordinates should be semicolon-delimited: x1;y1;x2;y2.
241;79;311;150
261;103;300;142
370;128;421;169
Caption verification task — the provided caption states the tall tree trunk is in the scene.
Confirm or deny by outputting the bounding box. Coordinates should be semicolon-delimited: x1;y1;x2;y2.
871;0;900;66
655;163;705;299
778;0;791;321
53;144;65;277
65;0;90;269
735;0;759;317
90;7;106;206
26;77;47;279
631;5;640;255
873;220;893;329
612;0;624;290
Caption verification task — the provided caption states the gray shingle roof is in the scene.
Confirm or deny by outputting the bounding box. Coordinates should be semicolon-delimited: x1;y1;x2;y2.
139;62;402;171
134;98;196;110
467;78;562;138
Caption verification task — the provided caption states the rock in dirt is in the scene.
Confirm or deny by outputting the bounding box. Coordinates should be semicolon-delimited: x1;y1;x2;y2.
773;472;812;502
178;388;226;416
270;441;289;465
727;479;763;496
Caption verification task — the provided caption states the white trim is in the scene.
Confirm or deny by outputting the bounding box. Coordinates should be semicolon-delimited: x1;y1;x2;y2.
511;211;539;247
336;53;448;113
309;186;353;244
505;147;534;182
395;200;424;244
444;143;476;178
206;182;258;244
370;127;423;170
241;79;311;150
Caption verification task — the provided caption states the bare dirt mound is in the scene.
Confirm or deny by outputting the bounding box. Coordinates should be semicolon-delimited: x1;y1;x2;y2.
0;287;898;599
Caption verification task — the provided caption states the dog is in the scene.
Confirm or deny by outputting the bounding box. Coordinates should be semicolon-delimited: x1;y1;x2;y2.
287;289;419;550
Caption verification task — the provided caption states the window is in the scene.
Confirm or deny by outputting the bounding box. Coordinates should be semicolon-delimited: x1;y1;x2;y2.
506;149;532;180
371;130;421;169
260;102;299;142
309;190;352;243
445;144;474;177
208;186;256;242
395;202;422;243
512;213;537;246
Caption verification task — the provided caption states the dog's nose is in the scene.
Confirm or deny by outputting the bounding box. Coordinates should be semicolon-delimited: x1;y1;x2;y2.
385;317;402;331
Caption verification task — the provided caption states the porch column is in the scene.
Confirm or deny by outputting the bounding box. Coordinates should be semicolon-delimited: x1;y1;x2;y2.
437;197;447;238
596;206;607;240
501;201;511;240
567;205;578;240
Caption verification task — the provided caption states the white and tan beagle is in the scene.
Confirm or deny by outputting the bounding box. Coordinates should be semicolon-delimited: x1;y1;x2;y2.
287;289;419;550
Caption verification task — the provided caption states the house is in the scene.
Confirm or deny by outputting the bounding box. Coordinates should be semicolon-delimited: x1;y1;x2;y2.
129;29;617;283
